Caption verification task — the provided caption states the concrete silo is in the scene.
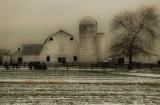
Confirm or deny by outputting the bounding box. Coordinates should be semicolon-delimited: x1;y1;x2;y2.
79;16;97;63
96;33;106;62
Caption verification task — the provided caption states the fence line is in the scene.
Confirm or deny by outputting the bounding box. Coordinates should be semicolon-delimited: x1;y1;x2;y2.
0;62;160;71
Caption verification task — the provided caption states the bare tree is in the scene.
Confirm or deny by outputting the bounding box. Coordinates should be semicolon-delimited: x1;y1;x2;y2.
110;6;159;70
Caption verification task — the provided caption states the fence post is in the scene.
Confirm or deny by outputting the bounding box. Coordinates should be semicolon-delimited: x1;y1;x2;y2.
103;65;105;71
114;64;117;71
55;65;57;70
91;63;93;71
67;64;68;71
79;63;80;71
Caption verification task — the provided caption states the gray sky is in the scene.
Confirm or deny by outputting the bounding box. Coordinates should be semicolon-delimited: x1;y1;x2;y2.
0;0;160;51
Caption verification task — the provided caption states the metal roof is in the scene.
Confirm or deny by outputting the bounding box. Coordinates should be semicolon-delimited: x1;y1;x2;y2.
22;44;43;55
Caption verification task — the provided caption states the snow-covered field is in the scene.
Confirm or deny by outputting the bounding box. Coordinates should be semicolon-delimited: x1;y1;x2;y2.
0;69;160;105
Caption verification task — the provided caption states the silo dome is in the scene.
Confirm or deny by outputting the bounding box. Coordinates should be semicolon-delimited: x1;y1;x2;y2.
80;16;97;25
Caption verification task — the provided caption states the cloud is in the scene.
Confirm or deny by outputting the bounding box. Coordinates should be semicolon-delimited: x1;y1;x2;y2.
0;0;159;51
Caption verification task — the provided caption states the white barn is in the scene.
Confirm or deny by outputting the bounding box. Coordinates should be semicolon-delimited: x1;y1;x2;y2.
39;29;79;64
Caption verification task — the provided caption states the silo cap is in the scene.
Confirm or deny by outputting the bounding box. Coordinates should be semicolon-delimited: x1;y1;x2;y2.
80;16;97;25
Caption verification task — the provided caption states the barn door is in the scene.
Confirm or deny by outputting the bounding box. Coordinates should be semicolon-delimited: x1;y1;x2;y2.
58;57;66;64
18;57;22;63
62;57;66;64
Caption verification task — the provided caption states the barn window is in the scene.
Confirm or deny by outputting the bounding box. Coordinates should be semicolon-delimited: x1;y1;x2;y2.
70;37;73;40
46;56;50;62
73;56;77;61
158;61;160;64
18;48;21;51
58;58;62;62
50;37;53;41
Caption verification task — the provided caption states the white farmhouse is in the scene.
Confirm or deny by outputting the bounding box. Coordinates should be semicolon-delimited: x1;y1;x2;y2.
11;48;23;64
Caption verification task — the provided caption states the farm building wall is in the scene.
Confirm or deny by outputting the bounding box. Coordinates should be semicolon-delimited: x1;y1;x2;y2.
23;55;40;64
11;50;23;64
2;56;10;64
39;30;79;64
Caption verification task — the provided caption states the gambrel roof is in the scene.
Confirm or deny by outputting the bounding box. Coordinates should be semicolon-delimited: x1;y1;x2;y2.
44;29;75;44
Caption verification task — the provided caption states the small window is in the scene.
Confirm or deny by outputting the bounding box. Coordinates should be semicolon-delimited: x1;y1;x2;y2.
73;56;77;61
158;61;160;64
18;48;21;51
70;37;73;40
58;58;62;62
46;56;50;62
50;37;53;41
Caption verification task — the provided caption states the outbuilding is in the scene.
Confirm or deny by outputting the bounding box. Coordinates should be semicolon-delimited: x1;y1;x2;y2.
11;44;43;64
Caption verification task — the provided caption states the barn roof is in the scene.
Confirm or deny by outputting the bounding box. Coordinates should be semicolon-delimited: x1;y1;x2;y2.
22;44;43;55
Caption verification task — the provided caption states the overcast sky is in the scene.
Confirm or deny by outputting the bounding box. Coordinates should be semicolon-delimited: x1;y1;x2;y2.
0;0;160;51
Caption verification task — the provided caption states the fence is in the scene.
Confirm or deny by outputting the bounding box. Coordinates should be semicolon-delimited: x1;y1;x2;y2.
0;62;160;71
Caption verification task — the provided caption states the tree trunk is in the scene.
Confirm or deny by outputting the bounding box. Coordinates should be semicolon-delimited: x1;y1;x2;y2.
128;44;133;70
128;53;133;70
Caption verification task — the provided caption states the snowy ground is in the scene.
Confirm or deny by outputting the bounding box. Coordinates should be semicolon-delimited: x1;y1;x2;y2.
0;69;160;105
